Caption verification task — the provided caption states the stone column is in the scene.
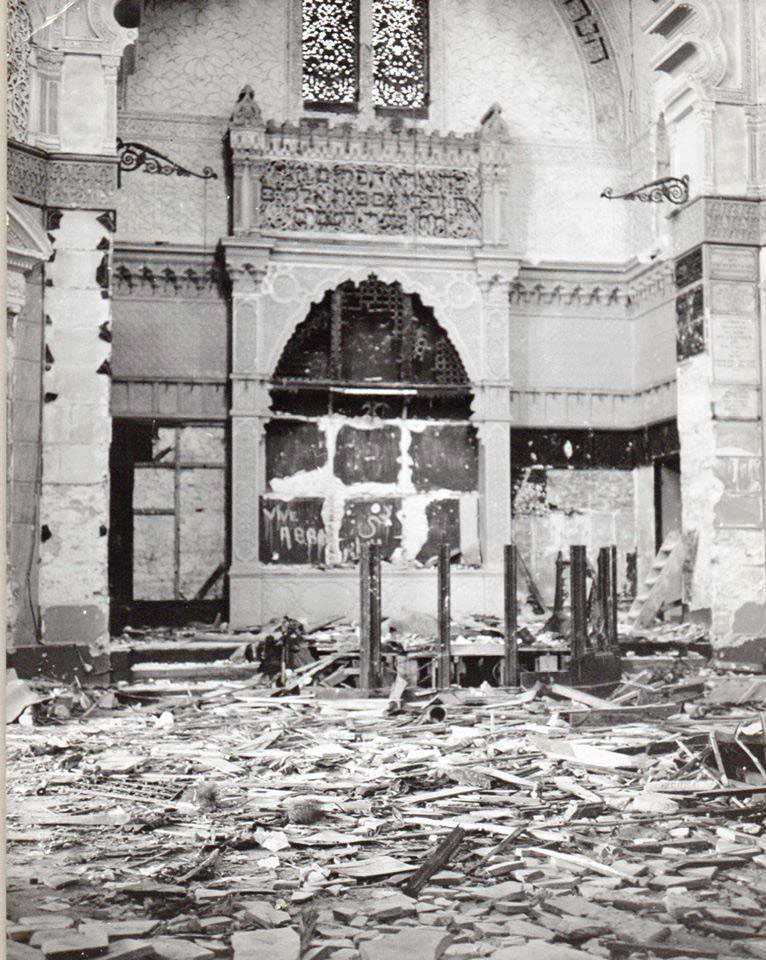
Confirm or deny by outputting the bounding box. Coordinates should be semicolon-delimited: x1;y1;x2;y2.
672;199;766;643
474;265;516;571
224;242;273;629
27;0;135;646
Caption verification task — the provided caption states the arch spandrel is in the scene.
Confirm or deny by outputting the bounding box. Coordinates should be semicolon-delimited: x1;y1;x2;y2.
256;262;485;387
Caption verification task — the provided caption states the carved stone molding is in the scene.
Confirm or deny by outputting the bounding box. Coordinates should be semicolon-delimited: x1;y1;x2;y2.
669;196;763;256
227;88;514;246
510;379;678;430
47;156;117;208
7;143;47;205
112;244;224;300
551;0;625;143
509;278;631;312
646;0;755;105
223;240;274;294
6;196;54;314
8;142;118;209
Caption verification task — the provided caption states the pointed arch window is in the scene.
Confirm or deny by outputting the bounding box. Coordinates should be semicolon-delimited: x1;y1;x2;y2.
301;0;429;114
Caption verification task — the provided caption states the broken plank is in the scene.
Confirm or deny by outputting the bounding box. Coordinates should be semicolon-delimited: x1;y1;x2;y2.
402;826;466;897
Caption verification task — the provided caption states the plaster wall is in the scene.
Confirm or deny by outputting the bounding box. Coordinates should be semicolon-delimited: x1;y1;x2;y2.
512;468;638;603
632;300;677;392
509;313;635;394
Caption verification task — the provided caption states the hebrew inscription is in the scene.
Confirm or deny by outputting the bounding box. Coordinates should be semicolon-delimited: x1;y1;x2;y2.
260;161;481;239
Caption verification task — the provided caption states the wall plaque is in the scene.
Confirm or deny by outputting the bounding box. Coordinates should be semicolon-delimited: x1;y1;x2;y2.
711;314;758;384
711;281;757;315
712;384;760;421
709;245;758;282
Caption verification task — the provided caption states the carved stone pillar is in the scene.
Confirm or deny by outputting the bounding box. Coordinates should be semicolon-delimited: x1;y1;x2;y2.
744;107;762;199
225;241;273;628
699;102;716;195
229;87;266;236
474;263;517;571
478;103;512;249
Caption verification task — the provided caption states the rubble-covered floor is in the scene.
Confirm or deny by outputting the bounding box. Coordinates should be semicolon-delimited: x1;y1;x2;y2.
7;658;766;960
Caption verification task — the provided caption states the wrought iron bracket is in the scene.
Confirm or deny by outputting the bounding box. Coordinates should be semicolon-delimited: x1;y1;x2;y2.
601;174;689;205
116;138;218;187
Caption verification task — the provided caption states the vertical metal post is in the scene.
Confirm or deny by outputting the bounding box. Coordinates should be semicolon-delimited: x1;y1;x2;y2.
503;544;518;687
597;546;609;649
359;543;382;693
437;544;451;689
570;545;588;661
608;544;618;647
552;551;565;619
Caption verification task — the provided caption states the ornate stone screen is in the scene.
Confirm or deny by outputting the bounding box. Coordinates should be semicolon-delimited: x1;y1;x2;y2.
302;0;360;107
7;0;32;143
372;0;428;109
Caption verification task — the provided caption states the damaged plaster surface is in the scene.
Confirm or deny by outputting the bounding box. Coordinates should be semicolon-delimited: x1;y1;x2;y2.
263;414;480;568
40;210;112;644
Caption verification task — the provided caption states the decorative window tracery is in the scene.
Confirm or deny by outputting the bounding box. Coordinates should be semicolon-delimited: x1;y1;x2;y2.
301;0;429;112
372;0;428;110
275;276;469;389
302;0;360;107
7;0;32;143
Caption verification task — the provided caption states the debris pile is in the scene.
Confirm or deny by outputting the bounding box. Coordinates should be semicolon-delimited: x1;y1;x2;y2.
7;664;766;960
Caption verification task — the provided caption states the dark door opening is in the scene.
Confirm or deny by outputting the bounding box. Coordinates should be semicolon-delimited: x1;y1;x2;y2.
108;419;227;635
653;453;682;553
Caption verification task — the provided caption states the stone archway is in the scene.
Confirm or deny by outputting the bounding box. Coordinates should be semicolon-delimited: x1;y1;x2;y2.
261;274;480;571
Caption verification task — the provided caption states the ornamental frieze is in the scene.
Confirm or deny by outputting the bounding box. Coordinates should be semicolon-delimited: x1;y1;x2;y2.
259;160;481;239
8;142;118;209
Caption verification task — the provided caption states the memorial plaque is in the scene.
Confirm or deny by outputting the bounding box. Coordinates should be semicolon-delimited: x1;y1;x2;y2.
711;281;757;315
709;245;758;282
711;314;758;383
712;384;760;421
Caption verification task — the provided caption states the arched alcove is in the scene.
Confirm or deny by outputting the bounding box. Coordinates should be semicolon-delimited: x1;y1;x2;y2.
260;275;480;569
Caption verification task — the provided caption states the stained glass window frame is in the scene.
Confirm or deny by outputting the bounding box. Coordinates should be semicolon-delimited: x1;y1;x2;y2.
301;0;361;112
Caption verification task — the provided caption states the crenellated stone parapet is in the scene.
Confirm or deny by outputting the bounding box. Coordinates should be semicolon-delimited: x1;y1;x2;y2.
228;86;513;245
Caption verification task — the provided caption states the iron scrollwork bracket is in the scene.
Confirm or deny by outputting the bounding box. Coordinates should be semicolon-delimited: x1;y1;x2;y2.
601;174;689;205
116;138;218;187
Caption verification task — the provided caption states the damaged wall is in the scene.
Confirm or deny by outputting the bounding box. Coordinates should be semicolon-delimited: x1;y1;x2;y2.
261;415;479;568
511;423;680;603
674;235;766;643
39;210;114;647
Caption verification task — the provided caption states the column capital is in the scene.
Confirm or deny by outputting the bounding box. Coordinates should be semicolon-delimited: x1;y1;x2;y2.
223;239;273;293
473;254;521;295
